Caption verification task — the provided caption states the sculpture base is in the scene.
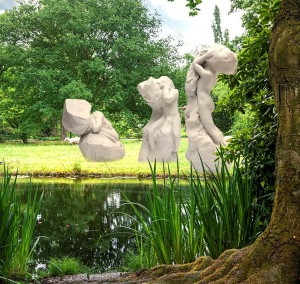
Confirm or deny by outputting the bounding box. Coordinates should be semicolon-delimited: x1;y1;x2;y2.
185;133;220;173
186;149;220;173
138;133;178;163
79;133;125;162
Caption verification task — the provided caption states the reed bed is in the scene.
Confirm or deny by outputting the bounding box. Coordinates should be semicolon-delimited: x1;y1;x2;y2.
122;148;264;266
0;165;43;282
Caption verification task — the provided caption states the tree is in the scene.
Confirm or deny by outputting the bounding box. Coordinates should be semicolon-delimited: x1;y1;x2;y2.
211;5;223;44
0;0;182;142
223;29;230;46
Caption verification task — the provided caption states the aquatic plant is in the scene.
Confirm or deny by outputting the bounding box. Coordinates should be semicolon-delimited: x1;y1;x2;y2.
46;257;90;277
0;164;43;281
189;147;262;258
123;147;264;266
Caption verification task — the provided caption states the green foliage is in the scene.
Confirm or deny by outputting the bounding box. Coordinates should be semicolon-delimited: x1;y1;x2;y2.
212;5;223;44
72;162;81;176
107;111;144;138
122;149;264;267
0;0;183;141
211;81;233;134
121;250;149;272
217;0;281;218
185;0;202;16
167;0;203;16
123;161;201;266
0;164;43;281
223;29;230;46
190;148;266;258
46;257;90;277
36;136;60;141
229;108;255;134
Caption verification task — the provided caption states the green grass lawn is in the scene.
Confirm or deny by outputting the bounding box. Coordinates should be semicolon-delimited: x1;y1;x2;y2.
0;138;191;177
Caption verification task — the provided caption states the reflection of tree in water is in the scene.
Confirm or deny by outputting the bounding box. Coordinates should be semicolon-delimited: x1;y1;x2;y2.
18;182;149;272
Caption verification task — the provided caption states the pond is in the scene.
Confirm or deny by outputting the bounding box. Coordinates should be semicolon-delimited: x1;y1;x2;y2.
17;179;155;273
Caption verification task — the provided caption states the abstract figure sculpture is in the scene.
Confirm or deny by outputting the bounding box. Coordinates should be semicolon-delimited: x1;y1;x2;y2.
62;99;125;162
185;44;238;172
138;76;181;162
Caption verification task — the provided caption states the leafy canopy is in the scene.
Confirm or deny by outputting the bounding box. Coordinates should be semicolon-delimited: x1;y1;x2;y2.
0;0;182;140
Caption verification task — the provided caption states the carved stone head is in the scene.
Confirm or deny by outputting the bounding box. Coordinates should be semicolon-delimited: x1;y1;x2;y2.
205;44;238;75
62;99;92;135
137;77;163;109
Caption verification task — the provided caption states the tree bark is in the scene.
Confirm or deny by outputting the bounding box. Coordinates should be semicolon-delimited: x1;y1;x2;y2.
20;132;28;144
266;0;300;280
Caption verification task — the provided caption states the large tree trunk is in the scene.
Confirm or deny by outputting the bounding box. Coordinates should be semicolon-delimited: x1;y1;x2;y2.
115;0;300;283
265;0;300;280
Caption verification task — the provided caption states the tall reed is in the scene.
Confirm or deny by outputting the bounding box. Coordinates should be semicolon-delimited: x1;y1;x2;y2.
123;148;264;267
0;164;43;281
190;147;262;258
123;161;203;266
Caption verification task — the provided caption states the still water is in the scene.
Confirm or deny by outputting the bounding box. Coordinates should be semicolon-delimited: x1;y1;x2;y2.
17;179;153;272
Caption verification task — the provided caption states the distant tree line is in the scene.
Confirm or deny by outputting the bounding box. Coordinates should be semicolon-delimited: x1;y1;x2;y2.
0;0;185;142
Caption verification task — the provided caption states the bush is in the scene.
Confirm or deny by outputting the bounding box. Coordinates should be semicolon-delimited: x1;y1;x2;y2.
108;111;145;139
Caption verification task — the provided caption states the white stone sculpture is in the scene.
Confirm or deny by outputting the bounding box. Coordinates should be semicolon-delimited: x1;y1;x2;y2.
138;76;181;162
185;44;238;172
64;137;80;145
62;99;125;162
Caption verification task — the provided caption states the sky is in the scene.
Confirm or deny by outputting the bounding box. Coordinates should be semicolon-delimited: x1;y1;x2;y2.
0;0;17;13
0;0;244;54
144;0;244;54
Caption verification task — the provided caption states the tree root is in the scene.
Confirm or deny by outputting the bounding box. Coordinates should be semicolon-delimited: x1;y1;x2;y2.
119;234;300;284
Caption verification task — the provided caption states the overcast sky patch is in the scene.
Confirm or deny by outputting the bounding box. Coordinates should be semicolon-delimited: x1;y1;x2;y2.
1;0;244;55
145;0;244;54
0;0;17;10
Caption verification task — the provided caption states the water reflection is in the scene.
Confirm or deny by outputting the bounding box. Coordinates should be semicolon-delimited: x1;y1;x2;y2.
17;181;150;272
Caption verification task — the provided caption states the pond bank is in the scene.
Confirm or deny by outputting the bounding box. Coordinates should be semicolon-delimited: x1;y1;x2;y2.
41;255;216;284
0;139;190;177
41;272;129;284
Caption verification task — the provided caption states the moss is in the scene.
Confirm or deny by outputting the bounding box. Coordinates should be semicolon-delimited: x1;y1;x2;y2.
190;256;214;272
123;237;299;283
159;272;195;284
140;263;193;279
116;239;299;283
